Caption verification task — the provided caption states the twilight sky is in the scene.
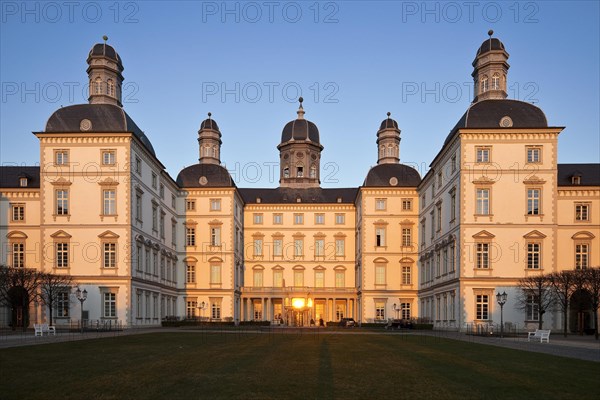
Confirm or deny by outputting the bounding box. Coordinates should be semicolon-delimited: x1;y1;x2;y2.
1;1;598;187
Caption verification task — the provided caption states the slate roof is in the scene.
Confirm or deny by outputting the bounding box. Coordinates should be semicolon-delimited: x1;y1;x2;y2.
176;163;235;188
43;103;156;156
88;43;123;70
239;187;358;204
475;37;506;58
363;164;421;187
558;164;600;186
0;166;40;188
379;117;399;131
281;119;320;144
200;118;220;132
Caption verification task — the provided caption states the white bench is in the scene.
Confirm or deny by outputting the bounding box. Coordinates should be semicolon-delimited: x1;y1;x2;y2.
34;323;56;336
527;329;550;343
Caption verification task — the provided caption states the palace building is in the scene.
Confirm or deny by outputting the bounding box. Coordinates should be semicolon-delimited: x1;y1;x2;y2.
1;34;598;331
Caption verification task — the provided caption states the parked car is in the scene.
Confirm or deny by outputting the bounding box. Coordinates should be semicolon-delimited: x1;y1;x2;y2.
339;318;356;327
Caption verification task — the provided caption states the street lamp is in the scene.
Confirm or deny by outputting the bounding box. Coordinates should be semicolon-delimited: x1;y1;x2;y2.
75;287;87;334
496;291;508;338
393;303;398;320
197;301;207;322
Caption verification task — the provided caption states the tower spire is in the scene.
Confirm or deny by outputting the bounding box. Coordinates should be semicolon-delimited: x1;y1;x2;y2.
472;30;509;102
296;97;305;120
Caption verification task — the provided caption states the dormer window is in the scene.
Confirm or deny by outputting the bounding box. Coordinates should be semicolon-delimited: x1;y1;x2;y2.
19;177;28;187
572;176;581;185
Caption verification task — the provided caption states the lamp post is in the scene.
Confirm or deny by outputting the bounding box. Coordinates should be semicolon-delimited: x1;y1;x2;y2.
197;301;207;322
496;291;507;338
75;287;87;334
393;303;398;320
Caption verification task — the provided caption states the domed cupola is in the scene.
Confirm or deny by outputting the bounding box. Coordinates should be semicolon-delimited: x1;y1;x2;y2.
277;98;323;188
86;36;124;107
377;112;401;164
198;112;222;165
472;30;510;102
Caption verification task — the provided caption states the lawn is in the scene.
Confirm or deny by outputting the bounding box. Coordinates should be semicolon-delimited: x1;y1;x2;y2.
1;331;598;400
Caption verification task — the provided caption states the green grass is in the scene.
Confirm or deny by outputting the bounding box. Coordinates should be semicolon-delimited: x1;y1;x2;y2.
1;332;598;400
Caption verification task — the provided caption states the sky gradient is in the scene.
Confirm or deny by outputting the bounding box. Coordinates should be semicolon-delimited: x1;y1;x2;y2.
1;1;599;187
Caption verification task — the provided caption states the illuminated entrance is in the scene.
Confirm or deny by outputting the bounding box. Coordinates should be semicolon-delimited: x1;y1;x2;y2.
285;297;313;326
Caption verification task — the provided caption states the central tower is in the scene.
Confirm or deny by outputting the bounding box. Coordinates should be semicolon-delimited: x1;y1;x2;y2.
277;98;323;188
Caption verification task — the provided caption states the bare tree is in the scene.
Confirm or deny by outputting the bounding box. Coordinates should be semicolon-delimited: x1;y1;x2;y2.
581;267;600;340
548;270;579;337
38;272;73;327
0;265;42;331
516;274;555;330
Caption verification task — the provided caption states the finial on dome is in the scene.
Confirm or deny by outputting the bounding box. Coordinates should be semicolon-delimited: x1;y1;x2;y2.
208;112;212;119
488;29;493;38
103;35;108;43
387;112;391;119
297;97;305;119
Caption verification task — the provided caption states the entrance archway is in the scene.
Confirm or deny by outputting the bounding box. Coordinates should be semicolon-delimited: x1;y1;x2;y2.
570;289;593;335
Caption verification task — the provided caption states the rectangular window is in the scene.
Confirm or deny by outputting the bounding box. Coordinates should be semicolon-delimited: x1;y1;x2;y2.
436;204;442;231
136;245;142;271
375;302;385;320
526;294;539;321
212;302;221;320
210;199;221;211
527;189;541;215
402;266;411;285
294;213;304;225
421;221;426;246
159;184;164;199
437;172;442;188
527;147;541;163
273;239;283;256
145;249;150;273
102;150;116;165
375;265;386;285
253;270;263;287
476;188;490;215
171;221;177;244
402;199;412;211
254;239;263;256
335;271;346;288
476;147;490;163
12;243;24;268
575;244;589;269
476;243;489;269
273;213;283;224
56;243;68;268
335;213;345;224
135;156;142;175
12;204;25;221
186;228;195;246
315;270;324;288
186;300;197;319
375;227;386;247
401;303;411;320
210;265;222;284
56;189;69;215
103;293;116;318
449;244;455;272
476;294;489;320
253;213;263;224
314;239;324;257
186;200;196;211
159;212;165;238
375;198;387;210
171;194;176;209
103;189;116;215
103;243;117;268
57;292;70;317
315;213;325;224
335;239;345;256
294;239;304;257
450;190;456;221
402;228;412;247
451;155;457;173
153;251;158;275
210;227;221;246
151;172;157;189
136;193;142;221
55;150;69;165
186;265;195;283
527;243;541;269
294;270;304;287
273;270;283;287
575;204;590;221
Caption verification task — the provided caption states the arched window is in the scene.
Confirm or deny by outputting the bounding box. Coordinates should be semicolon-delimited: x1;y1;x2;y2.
107;79;115;97
387;145;394;157
94;77;102;95
481;75;489;93
492;74;500;90
310;165;317;179
379;146;385;159
296;164;304;178
283;167;290;178
212;146;217;157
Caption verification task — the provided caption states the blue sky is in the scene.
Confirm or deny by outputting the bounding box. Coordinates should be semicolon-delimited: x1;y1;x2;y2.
1;1;599;187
